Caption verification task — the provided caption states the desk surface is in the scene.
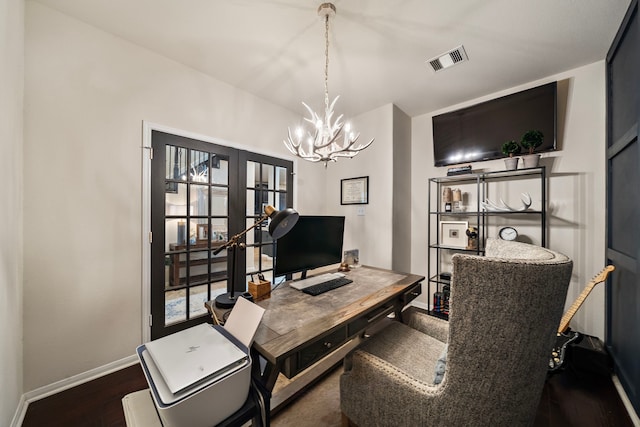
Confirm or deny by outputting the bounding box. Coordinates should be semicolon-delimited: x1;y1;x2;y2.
252;265;424;366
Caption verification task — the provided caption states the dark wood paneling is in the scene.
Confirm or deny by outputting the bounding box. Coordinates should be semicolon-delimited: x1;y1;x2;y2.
610;142;639;257
606;0;640;416
609;4;639;146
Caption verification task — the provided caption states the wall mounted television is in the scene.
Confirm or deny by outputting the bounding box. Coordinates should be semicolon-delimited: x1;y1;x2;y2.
274;216;345;279
432;81;557;167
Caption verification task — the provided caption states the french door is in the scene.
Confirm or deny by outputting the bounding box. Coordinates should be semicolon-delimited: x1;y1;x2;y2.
240;151;294;287
150;130;293;339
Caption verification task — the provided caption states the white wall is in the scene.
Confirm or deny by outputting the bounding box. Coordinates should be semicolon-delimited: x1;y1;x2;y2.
411;61;607;339
23;2;299;391
392;105;412;273
322;104;394;269
292;158;328;214
0;0;24;424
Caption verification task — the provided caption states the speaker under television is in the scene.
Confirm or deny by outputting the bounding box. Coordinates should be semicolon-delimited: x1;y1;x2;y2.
432;81;557;167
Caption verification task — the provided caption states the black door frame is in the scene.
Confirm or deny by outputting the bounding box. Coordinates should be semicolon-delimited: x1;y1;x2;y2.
150;130;239;339
148;129;294;339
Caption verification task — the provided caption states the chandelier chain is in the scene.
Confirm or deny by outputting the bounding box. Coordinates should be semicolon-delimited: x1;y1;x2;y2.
324;13;330;115
283;2;374;167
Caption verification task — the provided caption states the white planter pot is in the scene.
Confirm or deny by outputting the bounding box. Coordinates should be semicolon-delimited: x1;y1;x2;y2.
504;157;519;170
521;154;540;169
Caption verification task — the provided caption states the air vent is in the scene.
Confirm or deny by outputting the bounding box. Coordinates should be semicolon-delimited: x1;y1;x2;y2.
427;45;468;72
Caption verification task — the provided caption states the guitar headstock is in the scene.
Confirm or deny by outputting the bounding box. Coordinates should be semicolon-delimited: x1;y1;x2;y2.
592;265;615;284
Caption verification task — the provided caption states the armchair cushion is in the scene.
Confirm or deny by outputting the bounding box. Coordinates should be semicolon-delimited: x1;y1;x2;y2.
405;308;449;342
356;321;446;383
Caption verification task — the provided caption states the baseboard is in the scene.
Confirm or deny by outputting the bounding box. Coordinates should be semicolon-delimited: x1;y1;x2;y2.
612;374;640;427
409;300;429;312
11;354;138;427
10;394;27;427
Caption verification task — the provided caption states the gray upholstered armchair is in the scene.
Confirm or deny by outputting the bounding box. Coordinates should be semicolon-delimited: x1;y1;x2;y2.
340;239;573;426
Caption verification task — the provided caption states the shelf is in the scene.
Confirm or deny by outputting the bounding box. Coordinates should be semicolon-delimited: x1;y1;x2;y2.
427;310;449;320
480;167;546;179
432;210;543;216
173;256;226;269
429;166;545;184
428;276;451;286
168;242;228;287
166;270;227;290
481;210;543;215
429;244;485;252
427;167;546;320
430;211;479;216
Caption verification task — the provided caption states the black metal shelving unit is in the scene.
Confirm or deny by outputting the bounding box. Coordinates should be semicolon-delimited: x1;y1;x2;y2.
427;166;547;319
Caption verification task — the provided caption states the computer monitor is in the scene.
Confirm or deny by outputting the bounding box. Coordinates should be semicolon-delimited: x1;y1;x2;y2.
273;216;345;279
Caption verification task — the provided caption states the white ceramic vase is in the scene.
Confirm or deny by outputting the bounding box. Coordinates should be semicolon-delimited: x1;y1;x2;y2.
504;157;519;170
521;154;540;168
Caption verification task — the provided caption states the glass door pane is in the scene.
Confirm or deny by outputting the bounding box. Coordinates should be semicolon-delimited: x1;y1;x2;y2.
151;131;236;339
162;146;229;327
243;155;293;291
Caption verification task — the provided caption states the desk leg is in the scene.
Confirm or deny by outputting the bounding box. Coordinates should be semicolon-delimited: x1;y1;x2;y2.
249;347;274;427
394;302;405;323
263;361;283;393
251;378;271;427
251;347;281;394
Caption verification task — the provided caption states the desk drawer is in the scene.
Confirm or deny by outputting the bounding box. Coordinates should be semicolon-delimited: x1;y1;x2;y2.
283;327;347;378
347;303;395;337
403;282;422;306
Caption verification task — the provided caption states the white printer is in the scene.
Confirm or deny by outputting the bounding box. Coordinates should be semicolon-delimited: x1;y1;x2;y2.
127;297;265;427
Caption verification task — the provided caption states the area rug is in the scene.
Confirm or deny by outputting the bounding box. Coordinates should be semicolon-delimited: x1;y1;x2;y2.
164;291;210;324
271;367;342;427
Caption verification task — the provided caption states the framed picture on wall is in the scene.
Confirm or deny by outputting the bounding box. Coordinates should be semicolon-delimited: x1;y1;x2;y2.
439;221;468;248
341;176;369;205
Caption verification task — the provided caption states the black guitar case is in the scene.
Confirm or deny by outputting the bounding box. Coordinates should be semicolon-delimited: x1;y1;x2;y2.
549;332;611;377
570;334;612;377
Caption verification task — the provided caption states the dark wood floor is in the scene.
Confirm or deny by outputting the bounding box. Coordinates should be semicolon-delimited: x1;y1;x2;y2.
535;367;634;427
22;363;634;427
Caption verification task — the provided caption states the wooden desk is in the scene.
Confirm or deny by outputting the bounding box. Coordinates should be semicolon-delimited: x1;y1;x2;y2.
250;265;423;413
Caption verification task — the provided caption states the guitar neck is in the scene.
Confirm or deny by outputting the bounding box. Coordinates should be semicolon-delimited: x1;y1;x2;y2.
558;282;596;333
557;265;615;334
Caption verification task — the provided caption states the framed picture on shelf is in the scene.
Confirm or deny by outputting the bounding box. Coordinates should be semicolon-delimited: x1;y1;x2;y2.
197;224;209;242
343;249;360;267
439;221;468;248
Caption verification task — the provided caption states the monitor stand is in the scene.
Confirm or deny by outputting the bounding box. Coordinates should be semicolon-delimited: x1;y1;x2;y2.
286;270;308;281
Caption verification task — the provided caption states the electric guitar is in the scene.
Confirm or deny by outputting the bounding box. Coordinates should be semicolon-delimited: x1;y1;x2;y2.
548;265;615;372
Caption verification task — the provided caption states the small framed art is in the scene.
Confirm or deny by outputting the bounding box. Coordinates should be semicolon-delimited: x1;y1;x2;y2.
197;224;209;242
343;249;360;267
439;221;468;248
341;176;369;205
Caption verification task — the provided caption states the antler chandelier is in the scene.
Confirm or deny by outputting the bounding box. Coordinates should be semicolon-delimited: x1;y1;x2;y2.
284;2;374;167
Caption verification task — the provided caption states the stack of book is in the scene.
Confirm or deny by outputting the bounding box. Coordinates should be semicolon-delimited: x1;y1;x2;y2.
447;165;472;176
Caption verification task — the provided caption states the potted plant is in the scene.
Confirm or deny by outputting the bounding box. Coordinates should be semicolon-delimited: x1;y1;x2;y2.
520;130;544;168
501;140;521;170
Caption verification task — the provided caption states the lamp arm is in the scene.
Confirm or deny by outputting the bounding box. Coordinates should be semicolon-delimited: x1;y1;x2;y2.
211;213;269;255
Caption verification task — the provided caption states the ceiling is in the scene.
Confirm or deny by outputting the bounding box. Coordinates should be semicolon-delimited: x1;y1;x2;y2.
33;0;631;118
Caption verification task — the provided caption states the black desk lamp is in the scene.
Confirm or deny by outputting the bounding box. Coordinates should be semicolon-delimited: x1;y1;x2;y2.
213;205;299;308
